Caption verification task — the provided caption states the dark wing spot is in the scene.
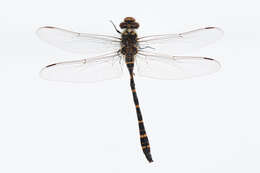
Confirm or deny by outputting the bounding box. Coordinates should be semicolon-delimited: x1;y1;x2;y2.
205;27;215;29
44;26;55;29
204;57;214;61
46;63;56;68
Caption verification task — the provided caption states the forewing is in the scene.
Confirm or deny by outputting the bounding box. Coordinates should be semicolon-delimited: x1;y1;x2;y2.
138;27;223;54
37;26;121;55
40;52;123;83
135;52;220;80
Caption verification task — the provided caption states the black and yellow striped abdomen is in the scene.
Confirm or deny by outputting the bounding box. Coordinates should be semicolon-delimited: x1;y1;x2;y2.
126;56;153;162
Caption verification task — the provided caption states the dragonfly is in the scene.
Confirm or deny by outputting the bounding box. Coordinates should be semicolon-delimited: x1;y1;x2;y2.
37;17;223;163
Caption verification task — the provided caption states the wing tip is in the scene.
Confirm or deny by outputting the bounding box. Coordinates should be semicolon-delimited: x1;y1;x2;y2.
36;26;54;32
203;57;221;70
39;63;57;80
36;26;55;38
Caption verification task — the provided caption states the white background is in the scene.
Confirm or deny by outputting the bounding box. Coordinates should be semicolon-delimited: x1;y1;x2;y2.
1;0;260;172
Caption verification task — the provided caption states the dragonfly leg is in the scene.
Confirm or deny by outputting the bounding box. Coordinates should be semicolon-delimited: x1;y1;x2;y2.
138;45;155;50
110;20;121;34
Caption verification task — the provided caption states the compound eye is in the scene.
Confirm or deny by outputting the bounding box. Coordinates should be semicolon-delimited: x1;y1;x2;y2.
120;22;127;29
129;23;139;29
134;23;139;29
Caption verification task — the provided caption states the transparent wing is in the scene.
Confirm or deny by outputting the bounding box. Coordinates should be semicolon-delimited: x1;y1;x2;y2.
40;52;124;83
135;52;220;80
37;26;121;55
138;27;223;54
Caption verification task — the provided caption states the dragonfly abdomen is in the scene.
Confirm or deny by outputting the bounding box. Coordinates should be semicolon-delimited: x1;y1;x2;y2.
126;58;153;162
129;75;153;163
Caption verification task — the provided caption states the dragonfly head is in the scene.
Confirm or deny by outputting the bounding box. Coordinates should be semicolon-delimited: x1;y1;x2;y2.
120;17;139;29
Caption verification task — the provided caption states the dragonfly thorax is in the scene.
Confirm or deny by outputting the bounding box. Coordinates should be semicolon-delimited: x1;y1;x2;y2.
120;17;139;57
120;29;138;56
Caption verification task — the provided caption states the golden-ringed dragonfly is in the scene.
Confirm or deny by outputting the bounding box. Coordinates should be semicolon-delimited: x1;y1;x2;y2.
37;17;223;163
